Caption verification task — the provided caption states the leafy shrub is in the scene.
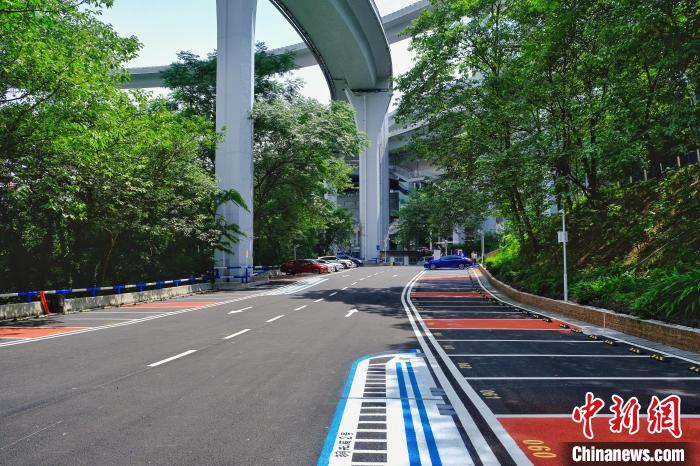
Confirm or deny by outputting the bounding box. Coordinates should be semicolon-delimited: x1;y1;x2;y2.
632;268;700;321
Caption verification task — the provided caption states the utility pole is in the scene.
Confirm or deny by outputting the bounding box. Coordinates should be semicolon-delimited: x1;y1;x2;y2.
558;207;569;302
480;229;485;263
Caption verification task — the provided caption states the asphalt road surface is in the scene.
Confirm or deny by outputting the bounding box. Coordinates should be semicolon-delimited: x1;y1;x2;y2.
1;266;698;465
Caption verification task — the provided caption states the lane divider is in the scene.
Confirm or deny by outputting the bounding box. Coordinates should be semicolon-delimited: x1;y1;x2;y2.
294;305;307;311
228;306;252;314
223;329;251;340
147;349;197;368
266;315;284;323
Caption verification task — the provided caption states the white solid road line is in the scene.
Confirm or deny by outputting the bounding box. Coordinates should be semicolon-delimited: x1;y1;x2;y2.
437;339;602;343
449;354;648;357
329;292;338;296
228;306;252;314
223;328;251;340
314;298;324;303
465;376;700;380
67;317;137;321
148;350;197;368
345;309;358;318
293;305;307;311
267;314;285;323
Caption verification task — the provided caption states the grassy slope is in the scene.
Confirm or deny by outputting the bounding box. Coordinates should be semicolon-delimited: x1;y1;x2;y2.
486;164;700;327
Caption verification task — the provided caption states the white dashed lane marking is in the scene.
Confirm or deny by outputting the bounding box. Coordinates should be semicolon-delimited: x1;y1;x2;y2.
223;329;251;340
148;350;197;368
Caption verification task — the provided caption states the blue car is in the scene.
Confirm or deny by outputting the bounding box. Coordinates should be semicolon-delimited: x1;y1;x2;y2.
424;255;473;270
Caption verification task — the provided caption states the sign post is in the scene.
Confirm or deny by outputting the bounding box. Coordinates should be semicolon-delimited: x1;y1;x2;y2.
558;208;569;302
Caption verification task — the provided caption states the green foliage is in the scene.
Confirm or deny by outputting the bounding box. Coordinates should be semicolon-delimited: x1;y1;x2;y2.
397;0;700;259
632;268;700;321
0;0;241;290
252;97;364;264
397;176;488;248
486;166;700;323
163;46;365;266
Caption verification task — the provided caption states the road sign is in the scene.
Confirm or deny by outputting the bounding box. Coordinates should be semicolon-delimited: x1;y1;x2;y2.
558;231;568;243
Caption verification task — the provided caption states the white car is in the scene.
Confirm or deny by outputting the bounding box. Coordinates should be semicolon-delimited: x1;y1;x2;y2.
319;256;355;268
315;259;340;272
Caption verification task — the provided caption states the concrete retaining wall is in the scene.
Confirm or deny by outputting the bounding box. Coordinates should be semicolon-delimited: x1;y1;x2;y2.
480;265;700;354
0;301;44;321
64;283;214;313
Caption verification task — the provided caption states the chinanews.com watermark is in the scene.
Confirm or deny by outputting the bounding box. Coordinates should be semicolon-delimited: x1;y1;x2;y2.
566;442;691;465
564;392;694;465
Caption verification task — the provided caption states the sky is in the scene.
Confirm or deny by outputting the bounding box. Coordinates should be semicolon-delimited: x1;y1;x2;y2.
100;0;417;106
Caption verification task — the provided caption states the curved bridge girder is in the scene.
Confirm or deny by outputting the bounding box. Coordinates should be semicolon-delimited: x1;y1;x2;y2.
270;0;392;100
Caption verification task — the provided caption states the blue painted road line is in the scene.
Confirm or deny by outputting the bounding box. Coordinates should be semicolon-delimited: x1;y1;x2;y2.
396;361;422;466
406;361;442;466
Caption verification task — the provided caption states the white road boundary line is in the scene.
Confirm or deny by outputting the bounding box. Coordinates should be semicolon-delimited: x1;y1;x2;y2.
473;270;700;364
404;271;532;466
449;354;648;357
148;349;197;367
223;329;251;340
465;377;700;380
266;315;284;323
437;339;602;343
400;272;497;466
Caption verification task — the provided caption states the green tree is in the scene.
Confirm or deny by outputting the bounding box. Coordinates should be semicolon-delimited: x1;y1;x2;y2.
0;0;243;290
163;47;365;265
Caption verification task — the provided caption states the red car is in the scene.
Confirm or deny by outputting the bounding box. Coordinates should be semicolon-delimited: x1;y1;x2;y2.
280;259;329;275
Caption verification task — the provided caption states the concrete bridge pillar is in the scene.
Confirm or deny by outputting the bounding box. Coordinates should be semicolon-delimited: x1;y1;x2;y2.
214;0;257;275
346;89;391;261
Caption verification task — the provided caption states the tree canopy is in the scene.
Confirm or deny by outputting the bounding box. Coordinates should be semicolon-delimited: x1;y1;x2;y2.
0;0;243;290
396;0;699;257
163;48;366;265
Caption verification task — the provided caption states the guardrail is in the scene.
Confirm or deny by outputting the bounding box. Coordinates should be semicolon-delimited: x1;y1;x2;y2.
1;276;208;303
2;264;283;304
213;265;278;284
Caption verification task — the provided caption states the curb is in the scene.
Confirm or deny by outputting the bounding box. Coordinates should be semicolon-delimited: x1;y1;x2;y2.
479;265;700;354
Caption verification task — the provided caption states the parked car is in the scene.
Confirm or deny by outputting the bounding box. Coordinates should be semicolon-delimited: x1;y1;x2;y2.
423;255;473;270
280;259;329;275
315;259;339;272
319;255;355;268
337;254;363;267
335;254;364;267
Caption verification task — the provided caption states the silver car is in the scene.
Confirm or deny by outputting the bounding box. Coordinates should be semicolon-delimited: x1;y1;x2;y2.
319;255;354;268
315;259;340;272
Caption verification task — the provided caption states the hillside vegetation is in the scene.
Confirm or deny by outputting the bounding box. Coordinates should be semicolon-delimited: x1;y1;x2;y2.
487;164;700;326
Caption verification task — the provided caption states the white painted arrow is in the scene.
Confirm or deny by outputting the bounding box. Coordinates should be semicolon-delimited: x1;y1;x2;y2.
345;309;358;318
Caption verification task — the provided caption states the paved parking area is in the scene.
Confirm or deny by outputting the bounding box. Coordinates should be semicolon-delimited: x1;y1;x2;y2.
407;268;700;464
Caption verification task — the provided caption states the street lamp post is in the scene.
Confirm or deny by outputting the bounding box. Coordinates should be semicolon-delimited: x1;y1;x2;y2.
558;207;569;302
479;229;485;263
